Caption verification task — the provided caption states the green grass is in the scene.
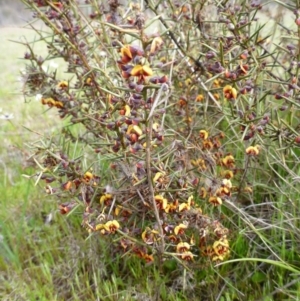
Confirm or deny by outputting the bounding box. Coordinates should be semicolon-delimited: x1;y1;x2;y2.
1;3;300;301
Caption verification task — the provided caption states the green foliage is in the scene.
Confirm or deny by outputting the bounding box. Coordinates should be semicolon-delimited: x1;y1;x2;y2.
2;0;300;299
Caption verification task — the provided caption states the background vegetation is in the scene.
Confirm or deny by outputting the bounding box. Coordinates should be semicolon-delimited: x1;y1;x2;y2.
1;0;300;300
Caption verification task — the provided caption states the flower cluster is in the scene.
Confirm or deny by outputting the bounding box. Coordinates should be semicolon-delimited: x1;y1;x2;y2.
21;0;292;269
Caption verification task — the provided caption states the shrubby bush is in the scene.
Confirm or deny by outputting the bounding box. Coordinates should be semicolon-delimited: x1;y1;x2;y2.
19;0;300;272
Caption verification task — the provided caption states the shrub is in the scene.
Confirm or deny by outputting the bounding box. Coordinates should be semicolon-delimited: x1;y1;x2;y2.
19;0;300;275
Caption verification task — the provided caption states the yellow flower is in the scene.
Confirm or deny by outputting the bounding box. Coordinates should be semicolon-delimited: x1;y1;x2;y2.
41;97;56;107
114;205;121;216
165;200;178;213
41;97;64;109
143;253;154;263
95;223;106;234
96;221;120;234
196;94;204;102
213;93;220;100
154;195;168;210
221;155;235;168
123;104;131;117
191;158;207;171
213;79;222;88
223;85;237;100
142;227;159;244
85;77;93;86
174;223;188;235
176;242;190;253
178;195;193;212
54;101;64;108
82;171;93;183
181;251;194;261
57;81;68;89
104;220;120;233
167;235;178;243
202;139;213;150
127;124;143;136
222;179;232;189
120;45;133;63
216;186;231;197
222;170;234;179
199;130;209;140
199;187;207;199
209;196;222;206
100;193;113;205
246;145;260;156
153;172;164;183
212;237;230;261
130;65;153;77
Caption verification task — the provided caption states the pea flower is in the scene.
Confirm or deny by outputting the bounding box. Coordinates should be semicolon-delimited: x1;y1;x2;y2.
223;85;237;100
246;145;260;156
